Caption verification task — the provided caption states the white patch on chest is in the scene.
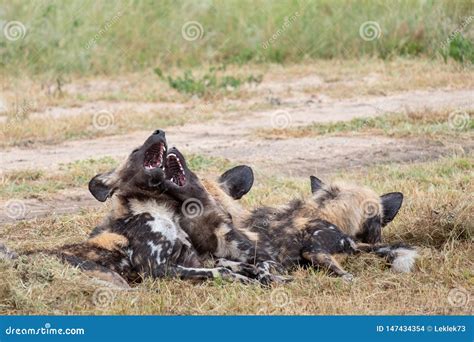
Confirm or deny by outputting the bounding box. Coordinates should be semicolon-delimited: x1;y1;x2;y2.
129;198;178;242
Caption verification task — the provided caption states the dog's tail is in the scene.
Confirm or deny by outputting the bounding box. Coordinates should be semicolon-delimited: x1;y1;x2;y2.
355;242;418;273
0;242;18;260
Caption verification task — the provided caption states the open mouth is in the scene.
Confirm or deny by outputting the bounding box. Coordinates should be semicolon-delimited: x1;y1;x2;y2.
166;153;186;186
143;142;166;170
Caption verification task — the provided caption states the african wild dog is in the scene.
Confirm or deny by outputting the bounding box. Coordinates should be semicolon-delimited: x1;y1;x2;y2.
161;147;288;284
0;229;137;288
86;130;255;283
1;130;254;287
234;176;417;281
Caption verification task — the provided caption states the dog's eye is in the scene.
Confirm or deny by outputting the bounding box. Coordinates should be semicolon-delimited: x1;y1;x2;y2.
132;148;139;154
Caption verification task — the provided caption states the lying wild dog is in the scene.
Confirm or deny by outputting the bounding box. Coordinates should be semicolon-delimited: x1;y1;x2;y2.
0;227;137;288
86;130;255;283
235;176;418;281
1;130;253;287
161;147;288;284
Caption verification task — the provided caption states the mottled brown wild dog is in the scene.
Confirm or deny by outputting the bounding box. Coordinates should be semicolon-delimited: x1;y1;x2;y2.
239;176;417;281
161;147;288;284
1;130;253;287
86;130;255;283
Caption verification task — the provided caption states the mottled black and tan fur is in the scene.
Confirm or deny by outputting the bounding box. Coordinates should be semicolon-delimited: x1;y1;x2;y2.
237;176;418;281
1;130;253;287
162;148;288;284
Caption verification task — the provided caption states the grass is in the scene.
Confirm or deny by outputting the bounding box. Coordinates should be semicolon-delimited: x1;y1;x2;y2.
0;1;472;317
0;155;472;315
0;107;215;147
1;0;473;76
257;108;474;140
154;65;263;96
0;157;117;199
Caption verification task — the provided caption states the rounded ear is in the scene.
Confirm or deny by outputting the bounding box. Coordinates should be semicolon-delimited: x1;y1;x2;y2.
380;192;404;226
218;165;254;200
88;171;117;202
310;176;324;193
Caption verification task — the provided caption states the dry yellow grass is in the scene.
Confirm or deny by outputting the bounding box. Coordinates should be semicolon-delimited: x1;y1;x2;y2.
1;156;472;315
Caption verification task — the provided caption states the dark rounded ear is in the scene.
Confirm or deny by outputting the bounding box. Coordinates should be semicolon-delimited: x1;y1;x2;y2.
310;176;324;193
218;165;254;200
380;192;404;226
88;171;117;202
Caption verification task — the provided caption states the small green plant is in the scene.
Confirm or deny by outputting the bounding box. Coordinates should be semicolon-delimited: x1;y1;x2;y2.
154;66;262;96
441;34;474;64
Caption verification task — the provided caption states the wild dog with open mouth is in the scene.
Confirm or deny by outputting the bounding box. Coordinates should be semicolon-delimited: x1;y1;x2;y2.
236;176;418;281
162;147;288;284
86;130;254;283
0;130;253;287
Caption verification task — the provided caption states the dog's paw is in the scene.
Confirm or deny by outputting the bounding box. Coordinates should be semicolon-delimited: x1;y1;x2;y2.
341;273;354;283
215;267;258;284
215;258;259;277
258;273;293;286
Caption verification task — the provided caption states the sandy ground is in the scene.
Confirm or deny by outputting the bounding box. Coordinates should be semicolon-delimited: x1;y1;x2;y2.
0;82;472;223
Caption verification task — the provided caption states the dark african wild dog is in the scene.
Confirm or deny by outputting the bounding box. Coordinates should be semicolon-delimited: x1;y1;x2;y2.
235;176;418;281
160;147;289;284
0;130;254;287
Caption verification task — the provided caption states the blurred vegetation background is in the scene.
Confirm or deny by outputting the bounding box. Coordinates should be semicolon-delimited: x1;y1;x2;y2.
0;0;473;76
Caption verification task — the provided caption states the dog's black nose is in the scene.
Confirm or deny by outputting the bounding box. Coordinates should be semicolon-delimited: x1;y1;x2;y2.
153;129;165;137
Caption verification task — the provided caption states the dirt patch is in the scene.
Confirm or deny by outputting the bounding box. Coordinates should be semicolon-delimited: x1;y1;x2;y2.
0;188;99;225
199;135;470;177
1;89;472;171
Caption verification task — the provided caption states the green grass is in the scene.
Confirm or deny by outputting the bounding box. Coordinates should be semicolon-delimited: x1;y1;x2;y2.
154;66;263;96
1;0;472;76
